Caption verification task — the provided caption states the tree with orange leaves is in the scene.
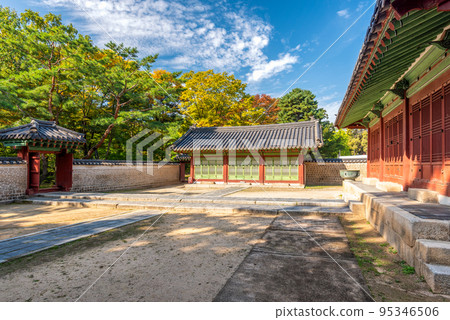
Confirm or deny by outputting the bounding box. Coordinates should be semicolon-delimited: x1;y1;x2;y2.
250;94;280;124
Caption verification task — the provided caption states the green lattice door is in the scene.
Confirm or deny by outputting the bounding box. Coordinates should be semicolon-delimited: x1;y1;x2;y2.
228;157;259;181
264;157;298;181
195;157;223;179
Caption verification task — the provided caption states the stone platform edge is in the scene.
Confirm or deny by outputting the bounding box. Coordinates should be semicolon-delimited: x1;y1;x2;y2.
343;180;450;294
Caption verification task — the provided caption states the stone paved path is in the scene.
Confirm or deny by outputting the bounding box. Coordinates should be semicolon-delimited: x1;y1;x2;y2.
214;214;373;302
0;210;159;263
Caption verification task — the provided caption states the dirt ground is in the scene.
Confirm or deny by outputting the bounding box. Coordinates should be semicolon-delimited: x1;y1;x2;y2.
340;214;450;302
0;211;275;302
228;186;343;199
0;204;131;240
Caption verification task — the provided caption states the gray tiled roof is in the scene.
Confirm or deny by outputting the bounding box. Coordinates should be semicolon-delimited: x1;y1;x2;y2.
174;154;191;162
0;157;26;165
172;121;323;152
73;159;179;166
0;119;86;143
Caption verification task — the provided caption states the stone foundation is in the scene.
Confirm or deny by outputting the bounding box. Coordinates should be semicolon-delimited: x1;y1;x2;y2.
344;180;450;293
304;160;367;186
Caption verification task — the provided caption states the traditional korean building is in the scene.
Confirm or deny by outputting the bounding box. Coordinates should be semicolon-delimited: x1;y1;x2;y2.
335;0;450;197
0;119;86;194
172;120;323;184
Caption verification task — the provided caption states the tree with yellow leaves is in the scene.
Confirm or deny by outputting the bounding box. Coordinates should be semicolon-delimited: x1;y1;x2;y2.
179;70;262;128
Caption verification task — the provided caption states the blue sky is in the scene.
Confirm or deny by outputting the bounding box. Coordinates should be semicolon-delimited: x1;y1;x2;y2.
2;0;374;121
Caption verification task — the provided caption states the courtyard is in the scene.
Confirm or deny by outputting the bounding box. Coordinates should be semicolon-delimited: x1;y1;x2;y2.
0;185;448;302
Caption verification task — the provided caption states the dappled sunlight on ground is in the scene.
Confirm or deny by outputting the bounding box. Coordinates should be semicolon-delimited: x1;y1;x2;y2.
0;210;275;302
0;204;131;240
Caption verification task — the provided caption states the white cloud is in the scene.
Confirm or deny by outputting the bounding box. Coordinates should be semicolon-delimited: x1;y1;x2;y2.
42;0;297;80
337;9;350;18
247;53;298;82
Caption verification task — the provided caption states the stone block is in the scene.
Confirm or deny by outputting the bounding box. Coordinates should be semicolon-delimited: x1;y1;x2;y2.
422;263;450;294
349;201;365;217
362;177;378;186
376;181;403;192
438;195;450;207
415;239;450;266
408;188;439;204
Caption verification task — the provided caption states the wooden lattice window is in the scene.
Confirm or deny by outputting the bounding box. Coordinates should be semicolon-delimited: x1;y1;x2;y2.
421;96;431;163
431;90;443;163
445;84;450;159
195;156;223;179
412;101;421;162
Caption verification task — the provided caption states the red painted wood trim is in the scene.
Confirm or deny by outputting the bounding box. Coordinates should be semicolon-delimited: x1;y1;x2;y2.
259;155;264;184
380;115;385;180
298;154;305;185
223;154;229;183
189;156;195;184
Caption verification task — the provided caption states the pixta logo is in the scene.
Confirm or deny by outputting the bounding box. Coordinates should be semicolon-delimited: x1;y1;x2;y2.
126;129;172;175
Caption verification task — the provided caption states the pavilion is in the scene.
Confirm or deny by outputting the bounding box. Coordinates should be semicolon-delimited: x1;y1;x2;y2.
172;120;323;185
0;119;86;194
335;0;450;197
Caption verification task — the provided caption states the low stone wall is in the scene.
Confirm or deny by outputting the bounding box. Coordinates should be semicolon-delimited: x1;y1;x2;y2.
305;160;367;186
71;160;180;192
0;158;28;202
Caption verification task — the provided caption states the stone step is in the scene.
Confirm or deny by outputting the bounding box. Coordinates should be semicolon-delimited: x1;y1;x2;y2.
421;263;450;294
21;197;352;216
35;192;348;208
415;239;450;266
348;201;365;216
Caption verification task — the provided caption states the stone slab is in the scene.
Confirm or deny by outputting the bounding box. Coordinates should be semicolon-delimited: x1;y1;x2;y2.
214;215;371;302
415;239;450;266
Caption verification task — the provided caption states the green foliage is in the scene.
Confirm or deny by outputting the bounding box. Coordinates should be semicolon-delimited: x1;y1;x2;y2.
278;88;327;123
0;7;364;163
320;122;351;158
347;129;368;155
0;7;184;160
179;70;261;128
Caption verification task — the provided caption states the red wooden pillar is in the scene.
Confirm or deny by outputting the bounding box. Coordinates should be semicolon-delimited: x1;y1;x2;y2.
367;126;371;178
56;149;73;191
27;152;40;194
189;155;195;184
380;115;385;182
298;153;305;185
259;153;265;184
179;163;186;182
223;154;229;183
403;97;410;190
441;86;446;189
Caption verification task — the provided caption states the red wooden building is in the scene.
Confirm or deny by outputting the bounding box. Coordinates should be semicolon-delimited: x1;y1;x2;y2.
0;119;86;194
336;0;450;197
172;121;323;185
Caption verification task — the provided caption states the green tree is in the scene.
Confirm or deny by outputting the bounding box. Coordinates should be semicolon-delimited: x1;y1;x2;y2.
278;88;327;123
0;7;184;160
347;129;368;155
319;122;351;158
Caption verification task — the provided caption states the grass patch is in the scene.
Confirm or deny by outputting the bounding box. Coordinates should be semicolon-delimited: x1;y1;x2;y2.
397;260;415;275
